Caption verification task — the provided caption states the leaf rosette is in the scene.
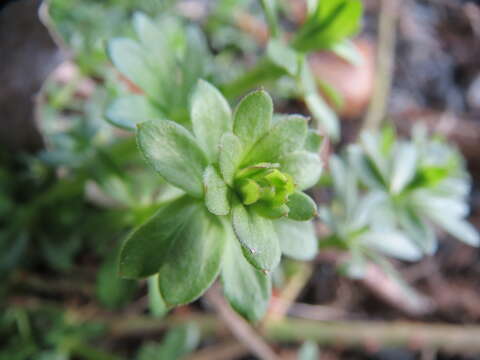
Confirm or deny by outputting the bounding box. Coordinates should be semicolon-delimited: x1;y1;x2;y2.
118;80;323;320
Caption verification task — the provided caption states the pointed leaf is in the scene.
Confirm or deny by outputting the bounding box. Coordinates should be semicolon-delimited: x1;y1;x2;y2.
232;200;281;271
191;80;232;161
159;208;226;305
280;151;322;190
359;231;423;261
242;115;308;166
390;143;417;194
106;95;161;131
119;196;195;278
107;38;161;99
233;90;273;150
137;120;208;198
204;165;230;216
275;219;317;260
221;231;271;322
286;191;317;221
219;132;244;186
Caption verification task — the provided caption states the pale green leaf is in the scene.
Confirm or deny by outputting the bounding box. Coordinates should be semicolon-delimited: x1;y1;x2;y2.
219;132;244;186
390;143;417;194
148;275;168;317
204;165;230;216
221;231;271;322
233;90;273;150
242;115;308;166
280;151;322;190
191;80;232;161
137;120;208;198
298;341;319;360
232;200;281;271
106;95;161;131
107;38;161;99
267;39;298;76
275;218;317;260
359;231;423;261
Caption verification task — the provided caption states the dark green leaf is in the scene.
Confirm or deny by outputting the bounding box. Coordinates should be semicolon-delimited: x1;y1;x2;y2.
286;192;317;221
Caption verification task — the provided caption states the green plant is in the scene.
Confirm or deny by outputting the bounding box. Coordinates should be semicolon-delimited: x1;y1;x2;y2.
118;81;323;321
320;126;479;277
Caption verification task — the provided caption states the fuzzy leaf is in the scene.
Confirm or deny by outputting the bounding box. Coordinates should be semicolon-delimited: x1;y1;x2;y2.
191;80;232;161
242;115;308;166
359;231;423;261
232;200;281;271
159;208;226;305
233;90;273;150
219;133;244;186
106;95;161;131
137;120;208;198
221;231;271;322
390;143;417;194
267;39;298;76
286;191;317;221
275;219;317;260
107;38;161;99
118;196;195;278
305;130;324;153
280;151;322;190
204;165;230;216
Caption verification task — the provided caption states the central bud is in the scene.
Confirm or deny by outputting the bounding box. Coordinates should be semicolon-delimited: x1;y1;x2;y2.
234;163;296;218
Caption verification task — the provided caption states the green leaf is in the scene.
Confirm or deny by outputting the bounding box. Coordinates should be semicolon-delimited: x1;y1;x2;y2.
233;90;273;150
267;39;298;76
286;192;317;221
280;151;322;190
398;207;437;255
148;275;168;317
158;208;226;305
275;219;317;260
191;80;232;161
119;196;195;278
106;95;161;131
260;0;280;37
137;120;208;198
390;143;417;194
359;231;423;261
242;115;308;166
107;38;161;99
232;200;281;271
221;231;271;321
204;165;230;216
305;130;324;153
219;132;244;186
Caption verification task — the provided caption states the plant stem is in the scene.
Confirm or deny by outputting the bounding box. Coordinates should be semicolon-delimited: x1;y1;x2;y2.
362;0;400;133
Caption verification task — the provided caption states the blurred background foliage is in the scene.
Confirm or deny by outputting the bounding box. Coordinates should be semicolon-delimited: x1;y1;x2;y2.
2;0;480;359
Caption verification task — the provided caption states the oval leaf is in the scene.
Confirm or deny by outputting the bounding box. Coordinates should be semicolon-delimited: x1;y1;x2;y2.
137;120;208;198
191;80;232;161
275;218;318;260
280;151;322;190
221;231;271;322
233;90;273;150
231;200;281;271
286;191;317;221
159;208;226;305
204;165;230;216
242;115;308;166
106;95;161;131
119;196;196;278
